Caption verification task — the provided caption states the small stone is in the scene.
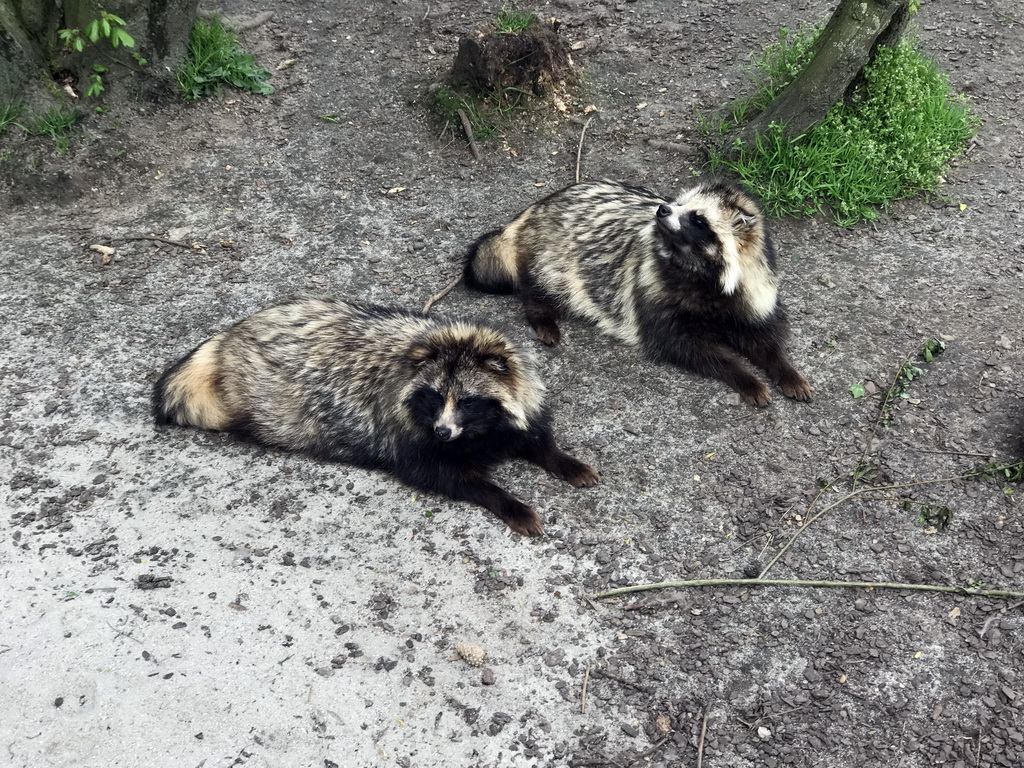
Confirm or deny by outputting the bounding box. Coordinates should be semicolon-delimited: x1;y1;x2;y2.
758;726;772;740
455;642;485;667
621;723;639;737
481;668;496;685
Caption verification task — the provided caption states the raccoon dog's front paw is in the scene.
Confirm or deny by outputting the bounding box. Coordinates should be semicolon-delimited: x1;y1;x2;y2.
779;373;812;402
532;322;561;347
560;459;601;488
740;381;773;407
499;502;545;537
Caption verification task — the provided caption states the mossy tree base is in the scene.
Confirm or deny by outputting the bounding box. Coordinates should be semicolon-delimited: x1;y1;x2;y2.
730;0;909;147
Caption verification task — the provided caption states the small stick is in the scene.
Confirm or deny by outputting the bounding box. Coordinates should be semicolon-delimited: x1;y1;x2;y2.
627;737;668;767
106;621;142;644
593;577;1024;601
575;115;596;184
696;711;709;768
592;668;653;694
457;108;482;162
422;3;430;22
757;461;1022;580
581;664;591;714
422;274;463;313
116;235;195;249
911;448;994;458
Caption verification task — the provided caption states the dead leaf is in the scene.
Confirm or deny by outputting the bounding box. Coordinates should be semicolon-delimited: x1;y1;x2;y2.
948;606;961;620
386;187;407;195
636;102;648;110
276;58;297;71
654;714;672;733
89;244;115;257
227;602;247;611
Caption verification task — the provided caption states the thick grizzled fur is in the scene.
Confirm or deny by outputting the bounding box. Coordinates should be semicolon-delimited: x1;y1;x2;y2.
153;298;598;536
464;179;811;406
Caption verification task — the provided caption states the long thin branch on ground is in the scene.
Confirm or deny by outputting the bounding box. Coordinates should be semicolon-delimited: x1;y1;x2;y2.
593;577;1024;601
457;108;482;162
115;235;195;249
421;274;462;313
757;461;1022;580
696;711;709;768
576;115;595;184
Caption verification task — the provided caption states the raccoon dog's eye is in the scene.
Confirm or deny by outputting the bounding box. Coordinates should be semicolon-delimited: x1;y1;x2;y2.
689;211;709;229
457;395;502;419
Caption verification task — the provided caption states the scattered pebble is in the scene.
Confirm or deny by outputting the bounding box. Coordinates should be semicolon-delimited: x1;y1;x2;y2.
455;642;485;667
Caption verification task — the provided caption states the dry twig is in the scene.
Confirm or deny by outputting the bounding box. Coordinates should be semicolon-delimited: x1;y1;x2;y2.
457;108;482;162
116;235;195;249
581;664;591;714
575;115;596;184
627;737;668;767
696;711;709;768
593;577;1024;601
421;274;462;313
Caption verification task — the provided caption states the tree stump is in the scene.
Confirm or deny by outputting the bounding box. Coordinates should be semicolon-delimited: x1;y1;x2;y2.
450;18;572;101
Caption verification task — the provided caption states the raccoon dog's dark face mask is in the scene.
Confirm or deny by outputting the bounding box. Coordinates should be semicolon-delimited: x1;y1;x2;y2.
407;385;506;443
654;203;723;278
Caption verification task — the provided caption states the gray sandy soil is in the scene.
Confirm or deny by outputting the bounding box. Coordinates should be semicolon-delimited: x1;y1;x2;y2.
1;1;1022;766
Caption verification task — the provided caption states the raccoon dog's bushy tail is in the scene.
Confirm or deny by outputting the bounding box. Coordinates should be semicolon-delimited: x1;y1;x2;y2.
463;226;522;295
152;335;231;430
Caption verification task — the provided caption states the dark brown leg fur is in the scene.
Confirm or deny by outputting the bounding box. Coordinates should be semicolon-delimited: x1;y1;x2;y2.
525;297;561;346
517;429;600;487
395;466;543;536
648;334;772;406
734;335;812;402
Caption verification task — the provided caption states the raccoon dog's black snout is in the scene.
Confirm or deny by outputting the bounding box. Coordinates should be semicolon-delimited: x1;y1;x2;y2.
435;425;454;441
656;203;672;218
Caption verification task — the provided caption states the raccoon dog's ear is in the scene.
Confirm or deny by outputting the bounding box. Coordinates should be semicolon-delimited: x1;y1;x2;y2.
732;210;758;230
481;354;509;374
407;343;438;367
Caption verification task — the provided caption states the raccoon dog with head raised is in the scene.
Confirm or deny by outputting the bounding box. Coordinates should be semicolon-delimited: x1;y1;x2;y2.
152;298;598;536
464;179;811;406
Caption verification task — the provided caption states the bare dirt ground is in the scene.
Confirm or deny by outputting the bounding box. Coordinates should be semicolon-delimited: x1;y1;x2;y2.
2;1;1023;766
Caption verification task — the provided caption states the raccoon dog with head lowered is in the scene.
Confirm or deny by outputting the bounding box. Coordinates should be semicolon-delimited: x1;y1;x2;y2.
152;298;598;536
464;179;811;406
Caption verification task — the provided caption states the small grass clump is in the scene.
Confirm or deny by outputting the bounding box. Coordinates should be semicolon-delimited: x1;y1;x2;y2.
494;9;537;34
433;83;529;140
0;101;23;132
178;17;274;100
708;38;979;227
717;26;820;132
27;106;82;154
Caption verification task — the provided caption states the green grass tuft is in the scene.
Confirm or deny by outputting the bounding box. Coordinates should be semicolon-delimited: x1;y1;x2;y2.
0;101;24;132
433;84;529;140
715;26;820;134
178;17;274;101
27;106;81;154
708;38;978;227
494;10;537;34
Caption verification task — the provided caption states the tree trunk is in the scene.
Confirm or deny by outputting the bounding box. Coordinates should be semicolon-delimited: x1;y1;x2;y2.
0;0;197;102
730;0;909;146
